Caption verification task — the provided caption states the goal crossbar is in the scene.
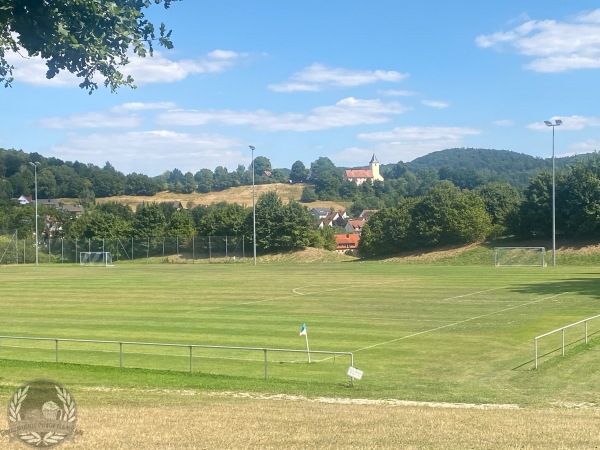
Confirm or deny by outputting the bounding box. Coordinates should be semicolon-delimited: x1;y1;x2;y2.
80;251;113;266
494;247;546;267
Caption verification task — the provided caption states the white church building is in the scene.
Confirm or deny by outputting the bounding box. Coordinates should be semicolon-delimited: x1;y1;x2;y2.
343;154;384;185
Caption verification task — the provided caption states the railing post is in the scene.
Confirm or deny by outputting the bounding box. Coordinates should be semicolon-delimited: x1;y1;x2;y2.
534;338;538;369
585;320;588;344
562;329;565;356
119;342;123;368
189;345;193;373
55;339;59;363
263;349;268;379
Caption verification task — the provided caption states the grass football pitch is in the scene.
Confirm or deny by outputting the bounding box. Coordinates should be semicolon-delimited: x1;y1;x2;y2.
1;262;600;448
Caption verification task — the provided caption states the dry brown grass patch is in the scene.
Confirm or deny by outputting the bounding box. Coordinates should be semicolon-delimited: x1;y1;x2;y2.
32;392;600;449
92;183;349;211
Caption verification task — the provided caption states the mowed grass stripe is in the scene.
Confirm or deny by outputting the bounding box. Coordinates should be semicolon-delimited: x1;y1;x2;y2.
1;263;600;405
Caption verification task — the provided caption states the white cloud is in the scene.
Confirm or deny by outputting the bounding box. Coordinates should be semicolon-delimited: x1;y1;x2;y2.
122;50;247;84
344;126;481;163
268;63;408;92
380;89;417;97
422;100;449;109
39;112;142;129
566;139;600;154
476;9;600;72
38;102;177;129
493;119;514;126
5;49;246;87
158;97;406;132
49;131;244;175
527;115;600;131
114;102;177;112
358;126;480;143
5;55;80;87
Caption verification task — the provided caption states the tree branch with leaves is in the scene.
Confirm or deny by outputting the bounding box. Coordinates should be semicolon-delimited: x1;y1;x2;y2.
0;0;180;93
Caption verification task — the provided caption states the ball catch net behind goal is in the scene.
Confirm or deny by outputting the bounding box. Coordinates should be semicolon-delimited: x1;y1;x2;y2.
494;247;547;267
80;252;113;266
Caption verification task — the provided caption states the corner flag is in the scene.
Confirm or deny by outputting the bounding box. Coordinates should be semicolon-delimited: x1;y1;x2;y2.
299;323;310;363
299;323;307;336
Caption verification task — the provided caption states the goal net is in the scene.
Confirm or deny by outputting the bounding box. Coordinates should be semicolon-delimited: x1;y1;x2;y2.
80;252;113;266
494;247;546;267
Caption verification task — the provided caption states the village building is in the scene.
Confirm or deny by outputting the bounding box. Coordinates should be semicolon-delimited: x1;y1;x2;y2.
343;155;384;185
335;233;360;255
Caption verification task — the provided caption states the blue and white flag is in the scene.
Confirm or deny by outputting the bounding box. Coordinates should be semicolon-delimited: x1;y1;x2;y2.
299;323;307;336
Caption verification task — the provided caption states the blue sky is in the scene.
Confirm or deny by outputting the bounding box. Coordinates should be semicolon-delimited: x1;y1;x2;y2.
2;1;599;176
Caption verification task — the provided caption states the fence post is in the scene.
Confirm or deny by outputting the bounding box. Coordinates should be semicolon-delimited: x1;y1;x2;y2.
189;346;193;373
263;349;268;379
562;329;565;356
55;339;59;363
119;342;123;368
585;320;588;344
534;338;538;369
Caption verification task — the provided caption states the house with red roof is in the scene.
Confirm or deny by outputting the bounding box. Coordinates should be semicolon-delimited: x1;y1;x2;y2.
335;233;360;255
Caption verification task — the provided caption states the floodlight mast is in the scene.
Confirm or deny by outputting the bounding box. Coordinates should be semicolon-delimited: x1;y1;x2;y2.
544;119;562;267
249;145;257;266
29;161;40;266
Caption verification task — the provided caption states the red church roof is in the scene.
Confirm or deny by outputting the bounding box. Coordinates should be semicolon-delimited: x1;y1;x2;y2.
345;169;373;178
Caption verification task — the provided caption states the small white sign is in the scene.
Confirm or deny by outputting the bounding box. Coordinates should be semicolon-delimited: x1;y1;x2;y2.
347;366;363;380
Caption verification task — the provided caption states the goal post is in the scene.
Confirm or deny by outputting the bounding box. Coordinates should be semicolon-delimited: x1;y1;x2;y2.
494;247;546;267
80;251;113;266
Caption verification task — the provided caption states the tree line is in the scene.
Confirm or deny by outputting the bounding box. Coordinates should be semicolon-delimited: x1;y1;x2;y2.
0;192;336;253
2;148;600;258
359;153;600;257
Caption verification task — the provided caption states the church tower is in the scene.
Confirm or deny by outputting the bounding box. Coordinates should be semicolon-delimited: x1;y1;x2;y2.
369;154;383;182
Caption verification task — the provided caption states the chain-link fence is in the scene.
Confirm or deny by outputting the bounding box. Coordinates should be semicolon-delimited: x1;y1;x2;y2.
0;231;247;264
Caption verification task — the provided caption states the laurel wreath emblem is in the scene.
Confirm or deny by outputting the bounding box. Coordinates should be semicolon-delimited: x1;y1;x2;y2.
8;385;29;423
7;383;77;448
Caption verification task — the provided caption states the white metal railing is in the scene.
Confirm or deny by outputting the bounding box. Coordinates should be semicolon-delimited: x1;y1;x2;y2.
533;314;600;369
0;335;354;381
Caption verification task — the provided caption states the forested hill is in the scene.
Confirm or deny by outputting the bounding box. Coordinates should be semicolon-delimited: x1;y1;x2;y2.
406;148;548;171
0;146;593;203
397;148;585;188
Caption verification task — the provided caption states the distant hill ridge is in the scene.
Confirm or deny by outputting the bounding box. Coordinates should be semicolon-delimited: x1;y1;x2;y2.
380;147;590;189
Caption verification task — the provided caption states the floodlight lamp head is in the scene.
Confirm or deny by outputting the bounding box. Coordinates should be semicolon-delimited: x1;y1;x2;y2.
544;121;552;126
555;119;562;125
249;145;255;151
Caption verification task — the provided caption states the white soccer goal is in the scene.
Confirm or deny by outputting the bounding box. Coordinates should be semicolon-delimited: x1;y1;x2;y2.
80;252;113;266
494;247;546;267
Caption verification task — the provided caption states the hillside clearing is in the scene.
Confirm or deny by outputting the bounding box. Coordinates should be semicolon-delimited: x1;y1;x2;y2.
93;183;350;211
